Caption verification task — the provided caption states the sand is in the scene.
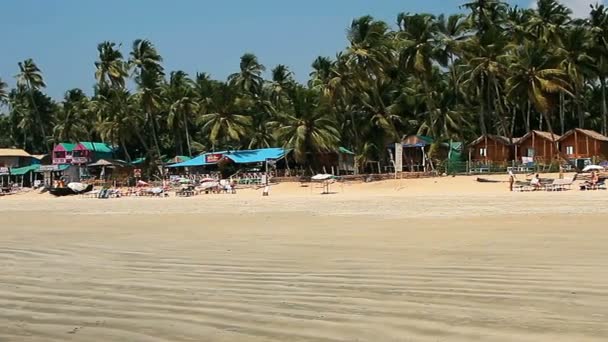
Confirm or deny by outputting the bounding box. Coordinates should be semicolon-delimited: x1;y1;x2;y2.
1;175;608;341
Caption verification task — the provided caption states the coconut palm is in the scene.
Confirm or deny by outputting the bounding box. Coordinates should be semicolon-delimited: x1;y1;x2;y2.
197;82;252;149
266;64;294;108
555;27;595;130
164;70;198;156
0;77;8;106
273;86;340;166
54;89;91;142
228;53;265;97
94;42;128;89
589;4;608;134
16;58;50;152
507;43;572;149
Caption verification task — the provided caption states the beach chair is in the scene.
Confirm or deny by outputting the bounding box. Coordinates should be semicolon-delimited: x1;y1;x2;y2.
513;181;531;192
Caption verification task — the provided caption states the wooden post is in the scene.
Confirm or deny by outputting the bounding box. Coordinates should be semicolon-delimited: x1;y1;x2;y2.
574;130;579;158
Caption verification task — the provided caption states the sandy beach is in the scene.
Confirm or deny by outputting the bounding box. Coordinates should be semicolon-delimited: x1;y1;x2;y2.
2;175;608;341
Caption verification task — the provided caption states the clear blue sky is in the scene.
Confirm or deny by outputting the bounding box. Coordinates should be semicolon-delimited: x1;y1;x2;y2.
0;0;538;99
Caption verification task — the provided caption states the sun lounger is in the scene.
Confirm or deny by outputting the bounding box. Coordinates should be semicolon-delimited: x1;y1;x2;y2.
546;178;574;191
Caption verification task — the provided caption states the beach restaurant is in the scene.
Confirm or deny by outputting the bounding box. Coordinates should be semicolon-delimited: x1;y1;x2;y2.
167;148;289;171
53;142;114;165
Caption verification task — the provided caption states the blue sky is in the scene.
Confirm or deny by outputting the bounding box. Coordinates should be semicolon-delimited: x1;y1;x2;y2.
0;0;597;99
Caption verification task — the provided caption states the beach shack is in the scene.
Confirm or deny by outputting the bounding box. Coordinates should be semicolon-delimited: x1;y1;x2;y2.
398;135;434;172
0;148;34;168
310;147;356;175
515;130;560;164
467;135;514;164
559;128;608;161
52;143;77;164
72;142;114;165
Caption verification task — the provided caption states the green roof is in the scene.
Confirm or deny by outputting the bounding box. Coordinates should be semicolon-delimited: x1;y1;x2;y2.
9;164;40;175
339;147;355;155
131;157;146;165
165;155;192;163
79;142;114;153
58;143;77;152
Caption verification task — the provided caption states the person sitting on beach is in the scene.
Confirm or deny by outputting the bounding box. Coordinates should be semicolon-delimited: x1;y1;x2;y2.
530;174;542;190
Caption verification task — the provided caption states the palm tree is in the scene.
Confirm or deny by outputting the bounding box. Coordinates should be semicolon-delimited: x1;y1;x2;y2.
507;43;572;153
164;71;198;156
460;26;511;135
528;0;571;46
555;26;595;130
589;4;608;134
197;82;252;149
397;13;440;128
273;87;340;168
266;65;294;108
129;39;164;77
228;53;265;97
94;42;128;89
54;89;90;142
16;58;50;152
0;77;8;106
129;39;165;163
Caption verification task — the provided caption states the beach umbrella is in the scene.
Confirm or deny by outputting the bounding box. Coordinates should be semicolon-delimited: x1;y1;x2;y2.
178;178;191;184
583;165;605;172
311;174;334;181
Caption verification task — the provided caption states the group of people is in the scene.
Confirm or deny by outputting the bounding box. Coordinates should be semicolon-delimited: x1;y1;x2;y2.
508;169;601;191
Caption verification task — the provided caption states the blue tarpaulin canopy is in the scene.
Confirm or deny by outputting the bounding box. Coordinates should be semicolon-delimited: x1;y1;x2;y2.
167;148;290;167
224;148;288;164
167;155;214;167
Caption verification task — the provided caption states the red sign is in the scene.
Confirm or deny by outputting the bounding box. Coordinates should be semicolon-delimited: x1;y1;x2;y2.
205;153;223;163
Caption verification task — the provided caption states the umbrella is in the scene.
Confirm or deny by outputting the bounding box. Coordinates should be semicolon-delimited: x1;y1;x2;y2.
88;159;115;167
178;178;192;184
583;165;605;172
311;174;335;181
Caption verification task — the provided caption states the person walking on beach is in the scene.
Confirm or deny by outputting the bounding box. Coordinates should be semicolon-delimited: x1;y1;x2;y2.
508;170;516;192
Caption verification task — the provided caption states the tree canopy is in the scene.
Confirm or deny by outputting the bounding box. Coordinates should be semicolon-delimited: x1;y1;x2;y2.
1;0;607;171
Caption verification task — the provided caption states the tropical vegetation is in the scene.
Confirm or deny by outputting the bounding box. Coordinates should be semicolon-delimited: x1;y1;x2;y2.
1;0;608;172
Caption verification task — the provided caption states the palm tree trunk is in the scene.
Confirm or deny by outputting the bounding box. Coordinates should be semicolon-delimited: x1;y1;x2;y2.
601;77;607;135
478;83;487;135
27;89;50;153
559;91;565;135
576;88;584;128
148;113;164;176
525;100;531;132
120;138;132;162
184;114;192;157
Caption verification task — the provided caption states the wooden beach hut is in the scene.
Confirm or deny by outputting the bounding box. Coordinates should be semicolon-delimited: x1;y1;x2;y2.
558;128;608;160
515;130;560;164
467;135;514;164
0;148;34;168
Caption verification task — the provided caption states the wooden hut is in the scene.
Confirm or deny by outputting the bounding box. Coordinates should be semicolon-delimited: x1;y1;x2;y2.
515;130;560;164
467;135;514;164
0;148;34;168
558;128;608;159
